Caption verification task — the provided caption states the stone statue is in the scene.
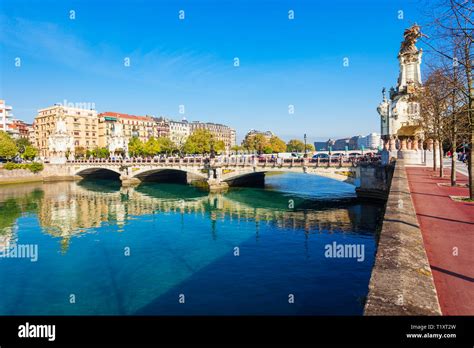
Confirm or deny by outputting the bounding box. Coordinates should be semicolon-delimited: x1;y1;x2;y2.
56;116;68;135
48;116;74;163
400;24;426;54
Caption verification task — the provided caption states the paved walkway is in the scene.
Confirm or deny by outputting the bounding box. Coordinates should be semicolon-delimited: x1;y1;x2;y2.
406;166;474;315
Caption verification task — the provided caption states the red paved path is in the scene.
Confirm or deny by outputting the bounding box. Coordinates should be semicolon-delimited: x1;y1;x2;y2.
406;166;474;315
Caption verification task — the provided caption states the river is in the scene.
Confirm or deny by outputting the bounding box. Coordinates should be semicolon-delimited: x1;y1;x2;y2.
0;173;384;315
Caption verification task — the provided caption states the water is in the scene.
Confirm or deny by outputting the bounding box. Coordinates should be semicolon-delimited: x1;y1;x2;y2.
0;173;384;315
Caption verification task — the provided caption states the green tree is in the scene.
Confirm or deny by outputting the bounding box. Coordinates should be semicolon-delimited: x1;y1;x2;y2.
157;137;176;154
286;139;305;152
0;131;18;159
15;137;32;153
231;145;243;152
213;139;225;154
128;137;144;157
268;136;287;153
183;129;212;154
22;145;38;160
143;137;161;156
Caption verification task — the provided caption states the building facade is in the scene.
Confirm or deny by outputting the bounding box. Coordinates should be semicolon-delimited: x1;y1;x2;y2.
0;100;17;138
189;121;236;150
98;112;157;148
34;105;98;158
169;119;190;147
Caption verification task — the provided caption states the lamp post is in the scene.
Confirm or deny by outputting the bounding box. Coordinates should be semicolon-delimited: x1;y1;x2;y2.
304;133;307;158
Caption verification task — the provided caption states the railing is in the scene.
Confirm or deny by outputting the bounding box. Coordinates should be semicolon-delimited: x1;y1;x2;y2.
66;155;381;167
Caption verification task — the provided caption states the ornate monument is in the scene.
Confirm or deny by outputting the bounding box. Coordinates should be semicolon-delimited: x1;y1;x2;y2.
48;117;74;164
377;24;430;165
108;122;128;156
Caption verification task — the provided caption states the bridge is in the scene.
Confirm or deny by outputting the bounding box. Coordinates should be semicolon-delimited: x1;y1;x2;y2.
42;155;391;199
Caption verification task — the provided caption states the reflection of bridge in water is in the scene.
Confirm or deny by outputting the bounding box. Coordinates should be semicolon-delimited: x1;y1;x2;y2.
0;181;382;252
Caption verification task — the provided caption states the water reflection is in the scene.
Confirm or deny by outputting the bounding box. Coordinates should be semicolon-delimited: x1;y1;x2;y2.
0;176;384;315
0;180;381;254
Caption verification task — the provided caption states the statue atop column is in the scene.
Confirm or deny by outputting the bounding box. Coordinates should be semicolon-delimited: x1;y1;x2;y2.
400;24;425;55
377;25;426;165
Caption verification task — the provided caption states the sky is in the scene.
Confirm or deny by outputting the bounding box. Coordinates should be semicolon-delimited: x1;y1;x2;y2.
0;0;426;143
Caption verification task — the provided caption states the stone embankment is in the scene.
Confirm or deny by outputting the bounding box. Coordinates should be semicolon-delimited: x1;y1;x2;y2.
0;165;77;185
364;159;441;315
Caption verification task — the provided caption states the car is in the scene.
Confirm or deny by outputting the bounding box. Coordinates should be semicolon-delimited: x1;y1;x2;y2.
312;153;329;159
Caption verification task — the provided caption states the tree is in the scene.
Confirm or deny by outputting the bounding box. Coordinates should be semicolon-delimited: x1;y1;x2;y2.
22;145;38;160
268;136;286;153
422;0;474;197
75;146;86;158
15;137;31;151
128;137;144;157
143;137;161;156
242;133;267;154
183;129;224;154
0;131;18;159
286;139;305;152
305;143;315;152
157;137;176;154
231;145;243;152
420;69;451;177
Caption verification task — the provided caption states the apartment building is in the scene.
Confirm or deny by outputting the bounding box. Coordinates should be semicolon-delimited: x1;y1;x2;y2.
152;117;171;138
0;99;17;137
98;112;157;147
169;119;190;147
34;105;98;158
189;121;236;150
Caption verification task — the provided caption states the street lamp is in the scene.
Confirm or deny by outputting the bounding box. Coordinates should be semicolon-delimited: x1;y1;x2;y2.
304;133;307;158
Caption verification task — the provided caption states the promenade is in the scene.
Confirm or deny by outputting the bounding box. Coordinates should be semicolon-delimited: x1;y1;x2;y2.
406;166;474;315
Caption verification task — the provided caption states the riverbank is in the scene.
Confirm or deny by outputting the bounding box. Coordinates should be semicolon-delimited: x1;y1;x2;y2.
0;167;78;186
0;168;44;185
406;166;474;315
364;160;442;315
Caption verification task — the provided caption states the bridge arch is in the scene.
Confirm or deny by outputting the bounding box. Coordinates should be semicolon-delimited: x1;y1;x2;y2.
75;167;122;179
131;168;208;183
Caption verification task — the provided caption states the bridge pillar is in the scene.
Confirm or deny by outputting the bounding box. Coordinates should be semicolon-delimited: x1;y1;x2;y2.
120;175;141;187
356;163;394;200
207;167;229;192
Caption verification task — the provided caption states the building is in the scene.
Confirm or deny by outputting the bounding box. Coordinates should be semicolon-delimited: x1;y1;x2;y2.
34;105;98;158
0;100;18;137
189;121;236;150
152;117;171;138
242;129;274;145
28;123;36;145
169;119;190;147
357;133;382;149
98;112;157;148
10;120;32;139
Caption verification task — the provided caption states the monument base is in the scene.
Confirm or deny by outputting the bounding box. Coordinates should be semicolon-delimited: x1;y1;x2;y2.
424;149;441;167
397;150;424;165
49;157;67;164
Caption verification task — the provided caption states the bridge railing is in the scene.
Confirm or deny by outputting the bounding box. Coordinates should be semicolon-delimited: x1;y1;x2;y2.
66;155;381;167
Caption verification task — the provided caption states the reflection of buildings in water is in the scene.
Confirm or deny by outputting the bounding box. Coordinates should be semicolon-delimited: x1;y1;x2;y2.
0;225;16;254
1;181;379;253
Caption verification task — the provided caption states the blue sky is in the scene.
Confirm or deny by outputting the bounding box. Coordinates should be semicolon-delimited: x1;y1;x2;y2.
0;0;424;142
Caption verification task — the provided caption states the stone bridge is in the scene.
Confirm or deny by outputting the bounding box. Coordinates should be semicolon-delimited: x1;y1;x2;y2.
43;155;392;199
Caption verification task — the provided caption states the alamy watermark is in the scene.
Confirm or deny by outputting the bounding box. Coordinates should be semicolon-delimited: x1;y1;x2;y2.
56;99;96;110
0;243;38;262
324;241;365;262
